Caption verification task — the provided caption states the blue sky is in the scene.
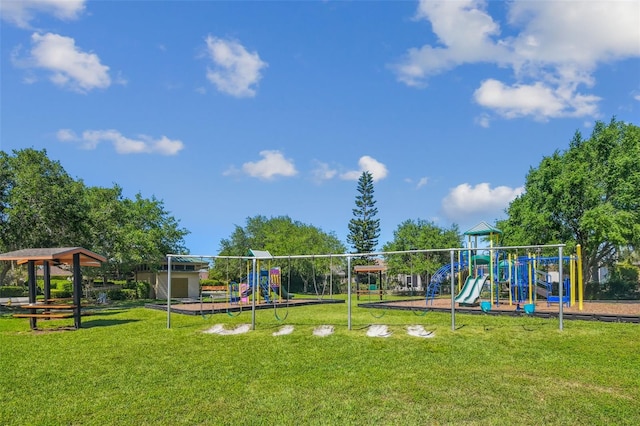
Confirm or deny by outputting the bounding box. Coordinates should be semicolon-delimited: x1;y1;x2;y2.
1;0;639;255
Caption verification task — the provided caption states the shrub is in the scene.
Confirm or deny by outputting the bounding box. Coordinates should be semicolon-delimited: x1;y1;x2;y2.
584;281;601;300
121;289;137;300
135;281;150;299
603;263;640;299
201;278;224;287
0;286;28;297
57;281;73;292
107;288;125;301
120;281;150;299
51;289;72;299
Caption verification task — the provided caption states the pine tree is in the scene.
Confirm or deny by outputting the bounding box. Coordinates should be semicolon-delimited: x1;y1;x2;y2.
347;171;380;257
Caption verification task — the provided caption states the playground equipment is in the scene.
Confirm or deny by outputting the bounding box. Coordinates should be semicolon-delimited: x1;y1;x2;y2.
425;222;584;311
454;275;489;306
240;267;292;303
427;250;583;310
165;239;573;332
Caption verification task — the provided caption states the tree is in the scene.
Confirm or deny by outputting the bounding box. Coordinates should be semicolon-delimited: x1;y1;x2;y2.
215;215;345;293
498;118;640;284
0;149;90;285
383;219;461;287
83;186;189;280
0;148;190;285
347;171;380;258
0;149;89;251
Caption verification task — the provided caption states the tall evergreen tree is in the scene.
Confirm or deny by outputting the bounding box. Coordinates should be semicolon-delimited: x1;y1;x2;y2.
347;171;380;257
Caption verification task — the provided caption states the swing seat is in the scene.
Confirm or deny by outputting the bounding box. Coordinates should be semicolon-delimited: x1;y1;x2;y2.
480;301;491;312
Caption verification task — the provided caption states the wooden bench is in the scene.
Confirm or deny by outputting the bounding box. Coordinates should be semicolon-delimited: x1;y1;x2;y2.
355;289;384;300
201;285;227;292
13;313;74;319
21;304;78;309
201;285;228;300
13;302;81;321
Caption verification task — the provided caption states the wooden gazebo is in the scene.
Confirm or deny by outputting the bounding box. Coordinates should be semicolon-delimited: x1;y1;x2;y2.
0;247;106;330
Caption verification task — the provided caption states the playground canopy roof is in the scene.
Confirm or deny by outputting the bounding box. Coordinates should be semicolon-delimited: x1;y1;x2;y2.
0;247;106;267
464;221;502;236
248;249;273;259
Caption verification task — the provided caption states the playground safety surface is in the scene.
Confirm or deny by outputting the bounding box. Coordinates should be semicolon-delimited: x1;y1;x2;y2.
145;297;344;316
359;298;640;323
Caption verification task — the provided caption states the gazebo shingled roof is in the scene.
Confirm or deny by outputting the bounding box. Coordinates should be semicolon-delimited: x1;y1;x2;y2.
0;247;106;266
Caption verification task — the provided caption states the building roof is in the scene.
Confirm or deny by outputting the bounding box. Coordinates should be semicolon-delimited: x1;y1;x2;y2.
170;256;209;266
0;247;106;267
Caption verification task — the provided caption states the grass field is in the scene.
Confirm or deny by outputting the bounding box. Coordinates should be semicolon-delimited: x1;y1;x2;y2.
1;297;639;425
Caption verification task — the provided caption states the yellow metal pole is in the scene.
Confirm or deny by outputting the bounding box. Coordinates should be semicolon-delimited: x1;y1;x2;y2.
570;255;576;307
576;245;583;310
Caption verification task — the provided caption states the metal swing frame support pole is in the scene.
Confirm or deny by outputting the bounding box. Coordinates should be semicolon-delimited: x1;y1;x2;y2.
347;255;352;331
167;256;172;329
450;249;456;331
251;257;257;330
558;246;564;331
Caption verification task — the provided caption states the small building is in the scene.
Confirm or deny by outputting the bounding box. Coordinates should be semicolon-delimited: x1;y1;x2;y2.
134;257;209;300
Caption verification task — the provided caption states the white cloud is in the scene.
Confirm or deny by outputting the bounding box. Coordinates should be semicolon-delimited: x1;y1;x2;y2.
55;128;76;142
393;0;508;88
311;161;338;183
475;113;491;128
406;176;429;189
473;79;600;120
416;177;428;189
340;156;388;182
204;35;268;98
0;0;85;29
57;129;184;155
13;32;111;93
392;0;640;120
441;182;524;222
233;150;297;180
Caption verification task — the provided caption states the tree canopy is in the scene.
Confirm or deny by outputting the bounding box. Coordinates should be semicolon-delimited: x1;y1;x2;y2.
214;215;345;293
0;148;189;285
498;118;640;283
383;219;462;286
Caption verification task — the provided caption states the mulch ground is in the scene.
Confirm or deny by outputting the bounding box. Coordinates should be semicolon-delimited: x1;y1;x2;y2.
366;298;640;322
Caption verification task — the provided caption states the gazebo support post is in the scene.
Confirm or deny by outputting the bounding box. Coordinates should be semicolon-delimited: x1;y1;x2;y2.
73;253;82;329
43;261;51;301
27;260;37;330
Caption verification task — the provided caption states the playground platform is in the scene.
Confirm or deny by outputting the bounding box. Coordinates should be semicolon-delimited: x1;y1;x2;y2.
146;297;344;316
359;298;640;323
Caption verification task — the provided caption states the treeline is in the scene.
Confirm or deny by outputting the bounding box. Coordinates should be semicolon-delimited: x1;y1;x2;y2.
2;118;638;296
0;148;189;285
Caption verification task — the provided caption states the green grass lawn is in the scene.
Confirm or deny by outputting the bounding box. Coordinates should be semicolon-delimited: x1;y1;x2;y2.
1;298;639;425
